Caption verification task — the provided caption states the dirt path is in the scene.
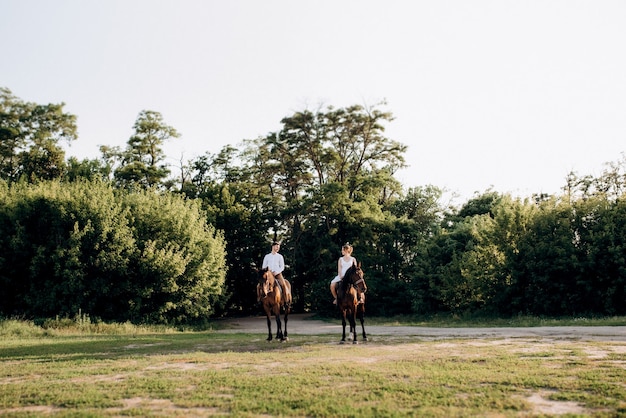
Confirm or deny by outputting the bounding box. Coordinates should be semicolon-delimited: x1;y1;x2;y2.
215;313;626;341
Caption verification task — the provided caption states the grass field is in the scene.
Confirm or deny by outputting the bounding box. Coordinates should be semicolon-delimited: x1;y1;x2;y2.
1;316;626;417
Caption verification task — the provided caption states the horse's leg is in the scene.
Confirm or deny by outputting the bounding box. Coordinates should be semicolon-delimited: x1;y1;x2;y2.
265;308;273;341
358;304;367;341
349;305;358;344
340;310;347;343
282;304;289;341
274;305;283;341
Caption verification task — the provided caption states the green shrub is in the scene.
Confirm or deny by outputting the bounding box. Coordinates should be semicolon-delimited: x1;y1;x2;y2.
0;179;226;324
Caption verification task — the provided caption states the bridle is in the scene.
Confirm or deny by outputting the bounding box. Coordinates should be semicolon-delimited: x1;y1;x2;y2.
353;269;366;293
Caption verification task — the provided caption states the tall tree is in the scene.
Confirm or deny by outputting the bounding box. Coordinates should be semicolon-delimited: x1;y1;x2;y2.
103;110;179;189
0;87;77;182
184;147;272;316
246;104;409;314
181;104;412;315
276;104;406;200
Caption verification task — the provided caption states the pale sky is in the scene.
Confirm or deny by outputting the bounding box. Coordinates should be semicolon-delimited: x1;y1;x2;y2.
2;0;625;202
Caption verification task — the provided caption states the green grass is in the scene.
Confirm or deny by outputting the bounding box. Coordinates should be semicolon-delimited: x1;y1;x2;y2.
1;318;626;417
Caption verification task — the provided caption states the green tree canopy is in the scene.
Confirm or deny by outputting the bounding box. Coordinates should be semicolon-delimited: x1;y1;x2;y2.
101;110;179;189
0;87;77;182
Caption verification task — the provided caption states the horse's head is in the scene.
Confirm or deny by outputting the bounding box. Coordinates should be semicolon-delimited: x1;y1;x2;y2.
258;267;275;298
343;262;366;293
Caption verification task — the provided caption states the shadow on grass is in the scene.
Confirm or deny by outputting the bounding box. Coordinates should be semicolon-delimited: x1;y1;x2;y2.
0;332;344;363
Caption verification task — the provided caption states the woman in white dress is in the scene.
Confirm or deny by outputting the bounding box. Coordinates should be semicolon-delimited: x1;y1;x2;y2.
330;243;357;305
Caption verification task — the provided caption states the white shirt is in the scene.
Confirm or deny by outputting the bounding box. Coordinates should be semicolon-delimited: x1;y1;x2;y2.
339;256;356;278
262;252;284;274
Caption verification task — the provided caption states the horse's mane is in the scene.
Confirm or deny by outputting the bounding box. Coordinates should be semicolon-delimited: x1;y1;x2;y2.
340;263;358;291
260;267;271;277
259;268;275;285
342;262;366;293
344;263;359;280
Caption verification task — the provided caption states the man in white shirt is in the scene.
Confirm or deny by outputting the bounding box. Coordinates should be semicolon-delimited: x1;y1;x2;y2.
262;241;290;300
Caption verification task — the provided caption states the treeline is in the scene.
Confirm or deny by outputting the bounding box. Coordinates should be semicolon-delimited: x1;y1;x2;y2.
420;186;626;317
1;87;625;323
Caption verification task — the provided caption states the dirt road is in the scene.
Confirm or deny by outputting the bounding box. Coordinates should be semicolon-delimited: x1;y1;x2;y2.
215;313;626;341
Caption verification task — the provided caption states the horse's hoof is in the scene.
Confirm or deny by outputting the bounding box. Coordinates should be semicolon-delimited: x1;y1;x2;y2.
353;340;358;345
340;340;346;345
363;337;368;342
282;337;289;342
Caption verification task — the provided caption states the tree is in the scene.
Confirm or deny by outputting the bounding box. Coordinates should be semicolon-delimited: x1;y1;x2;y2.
179;104;412;315
276;103;406;200
246;104;408;313
0;87;77;182
388;186;445;314
513;198;581;315
455;190;502;220
63;157;111;182
122;188;226;323
184;147;273;315
103;110;179;189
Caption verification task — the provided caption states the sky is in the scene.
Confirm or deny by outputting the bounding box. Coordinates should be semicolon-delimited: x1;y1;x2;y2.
2;0;625;203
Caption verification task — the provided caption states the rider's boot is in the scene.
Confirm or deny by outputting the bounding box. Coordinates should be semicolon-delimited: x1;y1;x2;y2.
358;292;365;304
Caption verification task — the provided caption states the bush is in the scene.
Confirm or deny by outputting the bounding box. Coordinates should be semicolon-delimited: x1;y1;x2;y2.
0;179;226;324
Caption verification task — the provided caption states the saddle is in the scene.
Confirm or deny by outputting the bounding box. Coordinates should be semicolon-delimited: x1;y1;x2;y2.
274;278;292;305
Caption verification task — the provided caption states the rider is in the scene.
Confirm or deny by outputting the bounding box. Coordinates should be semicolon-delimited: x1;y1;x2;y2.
330;243;362;305
262;241;290;300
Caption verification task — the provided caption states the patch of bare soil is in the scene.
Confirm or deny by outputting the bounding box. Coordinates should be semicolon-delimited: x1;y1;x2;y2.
106;397;221;416
525;391;586;415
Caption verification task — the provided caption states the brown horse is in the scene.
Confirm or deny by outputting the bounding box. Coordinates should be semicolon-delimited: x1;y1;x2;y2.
336;262;367;344
257;268;292;342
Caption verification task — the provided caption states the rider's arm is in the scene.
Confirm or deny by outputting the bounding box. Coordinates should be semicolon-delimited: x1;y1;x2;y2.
262;255;269;270
276;255;285;274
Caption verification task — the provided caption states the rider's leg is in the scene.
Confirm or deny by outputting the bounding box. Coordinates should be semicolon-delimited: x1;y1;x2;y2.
357;281;367;304
275;273;289;300
330;280;338;304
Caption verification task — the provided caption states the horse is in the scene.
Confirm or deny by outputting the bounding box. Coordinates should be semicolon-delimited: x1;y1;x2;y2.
336;262;367;344
257;267;292;342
